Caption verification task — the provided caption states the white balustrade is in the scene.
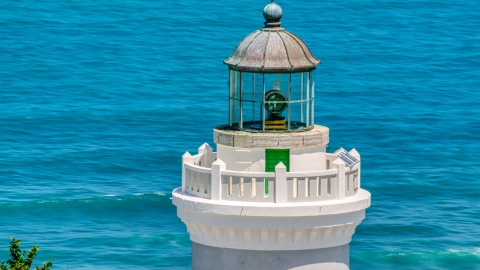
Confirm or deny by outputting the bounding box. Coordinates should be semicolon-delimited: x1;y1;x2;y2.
184;163;212;199
285;169;339;202
181;144;361;203
220;170;275;203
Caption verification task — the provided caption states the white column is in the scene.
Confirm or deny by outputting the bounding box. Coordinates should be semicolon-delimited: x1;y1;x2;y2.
288;74;291;130
240;72;243;129
262;74;266;132
211;159;226;201
332;158;346;200
349;148;361;189
229;69;233;125
234;71;237;123
275;162;287;203
198;143;213;167
306;72;310;126
311;70;315;127
252;73;256;123
301;72;304;122
182;152;193;193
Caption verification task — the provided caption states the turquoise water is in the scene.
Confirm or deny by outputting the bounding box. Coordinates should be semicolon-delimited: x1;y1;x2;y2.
1;0;479;269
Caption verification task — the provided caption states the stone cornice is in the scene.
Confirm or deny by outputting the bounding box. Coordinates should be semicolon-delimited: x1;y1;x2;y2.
183;219;360;251
214;125;329;149
172;188;371;217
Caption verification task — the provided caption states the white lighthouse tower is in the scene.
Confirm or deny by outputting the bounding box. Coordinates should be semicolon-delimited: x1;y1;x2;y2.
172;2;371;269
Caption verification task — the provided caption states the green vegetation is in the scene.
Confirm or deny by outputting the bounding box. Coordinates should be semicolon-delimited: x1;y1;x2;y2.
0;238;52;270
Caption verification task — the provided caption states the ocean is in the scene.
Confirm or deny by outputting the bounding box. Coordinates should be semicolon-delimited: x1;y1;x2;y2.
1;0;479;269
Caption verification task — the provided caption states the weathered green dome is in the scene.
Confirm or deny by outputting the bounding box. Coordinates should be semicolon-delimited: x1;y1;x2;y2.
224;1;320;73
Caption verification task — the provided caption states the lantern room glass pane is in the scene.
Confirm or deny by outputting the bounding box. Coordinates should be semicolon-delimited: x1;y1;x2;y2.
228;69;315;132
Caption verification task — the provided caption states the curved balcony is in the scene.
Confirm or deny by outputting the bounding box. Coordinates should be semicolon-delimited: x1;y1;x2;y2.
181;143;361;203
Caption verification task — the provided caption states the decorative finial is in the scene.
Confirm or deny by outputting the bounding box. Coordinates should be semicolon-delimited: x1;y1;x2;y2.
263;1;283;28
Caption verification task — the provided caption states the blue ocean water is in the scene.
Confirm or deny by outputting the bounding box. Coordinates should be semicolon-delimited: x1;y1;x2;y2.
1;0;479;269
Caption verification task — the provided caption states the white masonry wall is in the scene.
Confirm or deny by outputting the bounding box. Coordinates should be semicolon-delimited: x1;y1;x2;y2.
216;144;326;172
192;242;349;270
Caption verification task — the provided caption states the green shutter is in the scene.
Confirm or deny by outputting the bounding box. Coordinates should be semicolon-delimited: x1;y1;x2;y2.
265;149;290;195
265;149;290;172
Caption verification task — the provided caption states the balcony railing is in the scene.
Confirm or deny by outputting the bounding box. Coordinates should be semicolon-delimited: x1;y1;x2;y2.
182;143;360;203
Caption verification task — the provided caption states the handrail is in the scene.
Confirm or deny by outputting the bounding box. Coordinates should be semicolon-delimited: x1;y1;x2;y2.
349;163;360;171
286;169;337;178
185;165;341;178
184;163;211;174
222;170;274;178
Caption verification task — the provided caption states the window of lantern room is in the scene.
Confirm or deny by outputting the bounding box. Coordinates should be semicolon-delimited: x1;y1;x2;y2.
229;70;315;132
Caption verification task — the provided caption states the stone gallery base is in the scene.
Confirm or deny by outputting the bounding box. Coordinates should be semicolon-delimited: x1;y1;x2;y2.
192;242;349;270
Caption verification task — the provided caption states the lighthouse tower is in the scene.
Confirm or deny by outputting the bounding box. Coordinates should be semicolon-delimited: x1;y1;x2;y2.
172;2;370;269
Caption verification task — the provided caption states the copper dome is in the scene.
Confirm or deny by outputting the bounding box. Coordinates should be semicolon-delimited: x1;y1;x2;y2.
224;2;320;73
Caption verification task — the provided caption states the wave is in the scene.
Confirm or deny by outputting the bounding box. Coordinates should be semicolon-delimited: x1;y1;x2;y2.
0;192;174;213
351;248;480;270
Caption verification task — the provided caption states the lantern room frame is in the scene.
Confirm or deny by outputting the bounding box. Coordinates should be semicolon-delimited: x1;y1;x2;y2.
228;70;315;132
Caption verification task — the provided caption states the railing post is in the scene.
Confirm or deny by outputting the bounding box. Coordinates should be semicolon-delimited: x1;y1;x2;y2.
211;159;226;200
349;148;361;189
275;162;287;203
332;158;346;200
182;152;194;193
198;143;213;167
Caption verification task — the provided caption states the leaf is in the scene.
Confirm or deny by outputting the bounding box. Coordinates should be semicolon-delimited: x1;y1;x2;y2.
1;238;53;270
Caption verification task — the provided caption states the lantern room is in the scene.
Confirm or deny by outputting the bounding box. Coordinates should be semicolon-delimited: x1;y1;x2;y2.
224;1;320;132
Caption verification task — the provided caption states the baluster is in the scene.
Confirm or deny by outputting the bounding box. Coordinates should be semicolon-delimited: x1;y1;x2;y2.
347;173;350;192
196;172;200;193
244;177;252;198
327;176;331;195
240;177;244;197
321;176;328;198
293;177;298;198
204;173;208;194
264;178;269;197
310;177;317;198
305;177;310;197
251;178;256;198
190;171;193;192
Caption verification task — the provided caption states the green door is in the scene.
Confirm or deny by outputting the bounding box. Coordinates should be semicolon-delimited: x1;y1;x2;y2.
265;149;290;195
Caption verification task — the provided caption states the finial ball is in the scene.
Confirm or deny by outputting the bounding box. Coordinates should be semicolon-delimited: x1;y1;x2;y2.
263;1;283;22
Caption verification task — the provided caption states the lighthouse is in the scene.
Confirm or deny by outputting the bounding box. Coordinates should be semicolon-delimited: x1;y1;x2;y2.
172;1;371;269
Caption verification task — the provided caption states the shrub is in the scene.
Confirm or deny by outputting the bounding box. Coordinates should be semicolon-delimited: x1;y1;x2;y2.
0;238;52;270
